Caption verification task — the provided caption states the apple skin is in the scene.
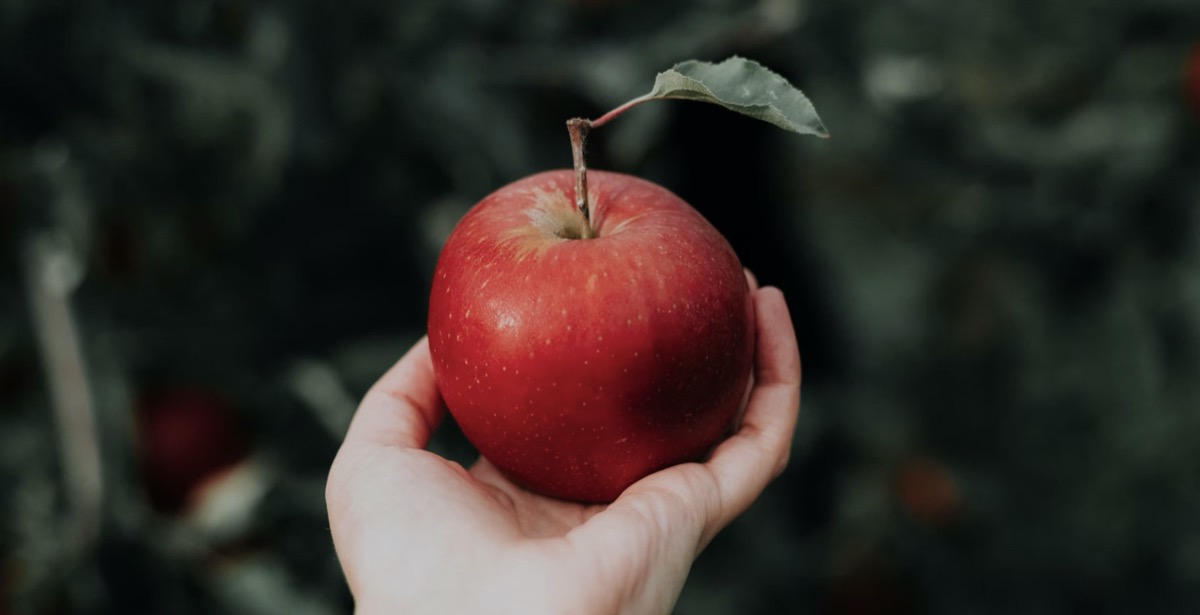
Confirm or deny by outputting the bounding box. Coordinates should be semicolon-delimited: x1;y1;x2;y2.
428;169;754;502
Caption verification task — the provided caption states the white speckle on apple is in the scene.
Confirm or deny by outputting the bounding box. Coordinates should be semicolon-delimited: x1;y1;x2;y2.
497;312;518;331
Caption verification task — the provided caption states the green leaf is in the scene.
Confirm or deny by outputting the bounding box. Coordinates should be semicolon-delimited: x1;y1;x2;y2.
635;56;828;137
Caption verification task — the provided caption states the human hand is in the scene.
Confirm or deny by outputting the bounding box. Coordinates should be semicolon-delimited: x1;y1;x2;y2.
326;276;801;614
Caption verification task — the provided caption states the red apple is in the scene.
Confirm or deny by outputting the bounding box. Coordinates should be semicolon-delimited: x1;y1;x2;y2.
135;388;250;514
428;169;755;502
893;456;961;528
1187;43;1200;121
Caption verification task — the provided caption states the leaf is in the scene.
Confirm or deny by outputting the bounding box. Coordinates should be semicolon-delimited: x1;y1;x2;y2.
611;56;828;137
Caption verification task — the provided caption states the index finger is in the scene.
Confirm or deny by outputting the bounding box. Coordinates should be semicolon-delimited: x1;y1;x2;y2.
343;336;446;450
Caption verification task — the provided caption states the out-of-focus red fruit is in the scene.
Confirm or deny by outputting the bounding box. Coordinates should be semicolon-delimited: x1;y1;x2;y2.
893;456;961;528
1187;43;1200;121
135;389;249;514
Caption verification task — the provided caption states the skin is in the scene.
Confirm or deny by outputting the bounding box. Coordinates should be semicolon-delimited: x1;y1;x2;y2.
326;275;801;614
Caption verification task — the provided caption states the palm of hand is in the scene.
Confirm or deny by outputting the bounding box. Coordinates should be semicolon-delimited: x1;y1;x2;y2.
466;458;604;536
333;429;711;613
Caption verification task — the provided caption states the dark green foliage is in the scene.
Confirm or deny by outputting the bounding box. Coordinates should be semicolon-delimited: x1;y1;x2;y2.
2;0;1199;613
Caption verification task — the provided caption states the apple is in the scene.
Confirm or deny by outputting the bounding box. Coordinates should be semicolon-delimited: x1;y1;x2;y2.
428;169;754;502
1187;43;1200;121
135;388;250;514
426;57;826;501
893;456;961;528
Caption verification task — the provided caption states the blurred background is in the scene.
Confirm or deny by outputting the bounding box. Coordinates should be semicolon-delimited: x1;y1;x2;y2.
3;0;1200;613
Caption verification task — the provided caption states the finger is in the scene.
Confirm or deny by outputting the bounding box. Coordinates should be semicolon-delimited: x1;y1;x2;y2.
326;337;447;551
731;272;758;430
343;336;446;450
703;287;800;535
565;464;716;611
744;268;759;293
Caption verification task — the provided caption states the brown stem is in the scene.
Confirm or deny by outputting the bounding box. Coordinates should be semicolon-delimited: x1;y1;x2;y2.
566;118;593;238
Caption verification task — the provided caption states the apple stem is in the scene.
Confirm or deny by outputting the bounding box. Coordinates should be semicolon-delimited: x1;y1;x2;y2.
566;117;594;239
